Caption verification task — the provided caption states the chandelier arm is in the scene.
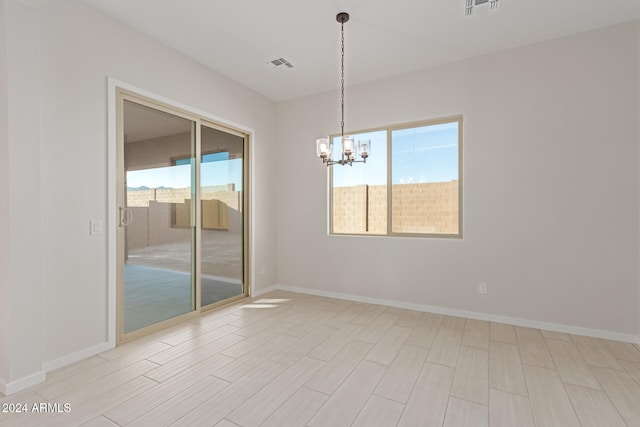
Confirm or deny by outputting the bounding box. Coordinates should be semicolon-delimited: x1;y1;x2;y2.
324;157;365;167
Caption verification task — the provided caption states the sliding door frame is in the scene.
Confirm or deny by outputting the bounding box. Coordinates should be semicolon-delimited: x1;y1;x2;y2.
199;119;250;313
111;83;251;345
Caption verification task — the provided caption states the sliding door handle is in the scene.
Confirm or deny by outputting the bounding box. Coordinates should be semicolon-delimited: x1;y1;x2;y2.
119;207;132;227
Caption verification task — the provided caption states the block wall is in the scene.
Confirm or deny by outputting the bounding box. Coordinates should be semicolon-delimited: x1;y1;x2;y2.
127;184;239;210
332;185;367;233
125;185;243;249
332;181;458;235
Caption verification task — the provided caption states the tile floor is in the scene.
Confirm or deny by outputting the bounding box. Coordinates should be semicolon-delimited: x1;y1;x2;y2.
1;290;640;426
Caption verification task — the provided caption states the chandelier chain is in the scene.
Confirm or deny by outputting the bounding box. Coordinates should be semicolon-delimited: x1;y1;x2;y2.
315;12;368;167
340;21;345;138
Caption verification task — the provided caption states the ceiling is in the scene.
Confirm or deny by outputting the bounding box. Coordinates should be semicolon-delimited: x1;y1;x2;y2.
83;0;640;102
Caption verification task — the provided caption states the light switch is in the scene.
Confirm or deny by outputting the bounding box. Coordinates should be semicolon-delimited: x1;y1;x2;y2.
90;220;103;235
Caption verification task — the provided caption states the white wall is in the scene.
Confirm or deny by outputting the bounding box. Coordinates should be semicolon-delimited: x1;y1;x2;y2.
1;0;278;393
277;22;640;338
0;0;9;388
638;23;640;342
0;0;45;394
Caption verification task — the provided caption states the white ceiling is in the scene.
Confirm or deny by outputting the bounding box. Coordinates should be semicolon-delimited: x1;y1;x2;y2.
83;0;640;102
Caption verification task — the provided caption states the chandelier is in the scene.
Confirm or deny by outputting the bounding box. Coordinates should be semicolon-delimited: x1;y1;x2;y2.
316;12;370;167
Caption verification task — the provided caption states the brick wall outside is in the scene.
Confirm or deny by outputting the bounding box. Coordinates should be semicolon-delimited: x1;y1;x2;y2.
333;181;458;235
128;182;456;236
127;189;156;207
126;185;243;249
332;185;367;233
128;184;240;212
367;185;387;234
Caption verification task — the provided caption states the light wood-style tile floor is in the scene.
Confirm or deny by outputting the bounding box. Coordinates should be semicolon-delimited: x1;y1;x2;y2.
2;290;640;427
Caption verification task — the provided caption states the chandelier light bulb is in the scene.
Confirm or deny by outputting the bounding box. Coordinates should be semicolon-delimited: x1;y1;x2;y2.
342;136;354;156
358;140;370;158
316;138;330;158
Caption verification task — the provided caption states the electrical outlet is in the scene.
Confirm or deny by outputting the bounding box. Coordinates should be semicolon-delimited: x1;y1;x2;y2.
478;282;488;295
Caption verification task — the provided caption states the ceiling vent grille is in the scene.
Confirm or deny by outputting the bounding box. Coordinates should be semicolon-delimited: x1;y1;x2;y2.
465;0;501;16
269;57;294;68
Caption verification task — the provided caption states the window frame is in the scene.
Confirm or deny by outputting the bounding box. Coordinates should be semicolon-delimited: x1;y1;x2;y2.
329;115;463;239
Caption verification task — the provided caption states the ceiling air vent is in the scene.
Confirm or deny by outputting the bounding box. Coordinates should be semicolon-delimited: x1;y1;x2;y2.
269;57;294;68
465;0;501;16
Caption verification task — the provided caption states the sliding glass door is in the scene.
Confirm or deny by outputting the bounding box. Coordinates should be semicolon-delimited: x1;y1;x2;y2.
120;100;196;335
200;124;245;307
116;92;248;342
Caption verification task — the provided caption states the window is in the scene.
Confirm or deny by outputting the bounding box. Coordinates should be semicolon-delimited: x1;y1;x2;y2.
330;116;462;237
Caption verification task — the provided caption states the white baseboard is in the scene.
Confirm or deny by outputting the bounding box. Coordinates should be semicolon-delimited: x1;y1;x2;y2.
274;284;639;344
251;285;280;298
0;370;46;397
1;341;114;396
42;341;114;373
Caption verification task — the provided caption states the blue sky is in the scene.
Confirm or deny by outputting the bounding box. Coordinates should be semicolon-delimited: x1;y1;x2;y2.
127;121;458;191
127;157;243;190
332;122;459;187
